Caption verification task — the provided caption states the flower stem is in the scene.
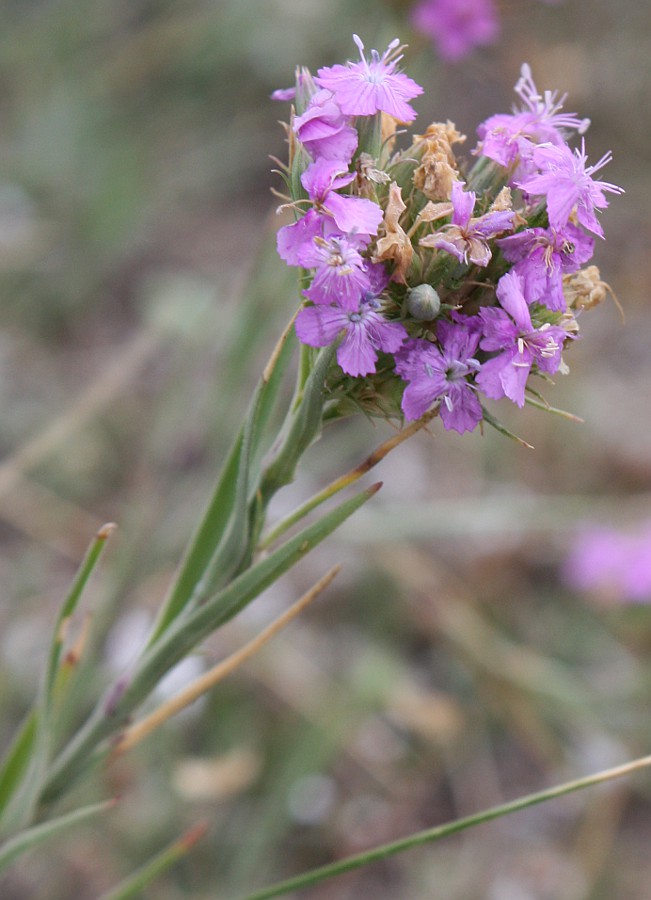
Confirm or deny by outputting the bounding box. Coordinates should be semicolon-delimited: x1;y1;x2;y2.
238;753;651;900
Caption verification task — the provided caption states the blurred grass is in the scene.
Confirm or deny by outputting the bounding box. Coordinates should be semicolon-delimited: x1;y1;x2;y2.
1;0;651;898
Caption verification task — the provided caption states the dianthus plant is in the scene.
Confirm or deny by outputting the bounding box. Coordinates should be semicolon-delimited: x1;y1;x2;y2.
0;34;626;899
275;37;622;436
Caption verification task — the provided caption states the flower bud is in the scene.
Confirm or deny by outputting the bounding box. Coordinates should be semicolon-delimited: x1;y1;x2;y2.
406;283;441;320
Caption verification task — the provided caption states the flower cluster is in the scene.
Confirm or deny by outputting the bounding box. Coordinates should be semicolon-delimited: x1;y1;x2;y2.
410;0;563;62
274;38;622;435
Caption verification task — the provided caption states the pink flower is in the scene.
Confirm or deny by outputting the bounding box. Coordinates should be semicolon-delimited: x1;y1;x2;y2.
315;35;423;123
410;0;499;62
498;224;594;311
301;158;384;237
395;322;483;432
478;64;590;174
517;140;624;238
563;522;651;603
301;235;374;310
296;294;407;377
293;89;358;163
476;271;566;407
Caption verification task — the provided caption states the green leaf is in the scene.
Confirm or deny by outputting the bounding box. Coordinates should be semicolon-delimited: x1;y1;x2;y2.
481;405;534;450
0;800;114;873
524;392;584;422
0;713;37;822
44;523;116;707
97;822;208;900
258;344;336;506
148;324;295;643
236;754;651;900
0;525;115;836
41;483;381;805
121;482;383;719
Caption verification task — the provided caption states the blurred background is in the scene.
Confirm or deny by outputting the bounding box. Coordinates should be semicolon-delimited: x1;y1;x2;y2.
1;1;651;897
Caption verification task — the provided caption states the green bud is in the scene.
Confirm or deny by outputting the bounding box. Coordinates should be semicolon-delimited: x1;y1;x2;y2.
406;284;441;321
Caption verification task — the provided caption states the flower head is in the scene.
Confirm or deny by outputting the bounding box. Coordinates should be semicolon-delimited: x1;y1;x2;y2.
315;35;423;123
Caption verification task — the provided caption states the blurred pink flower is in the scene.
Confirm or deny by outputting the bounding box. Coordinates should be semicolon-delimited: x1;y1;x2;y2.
563;522;651;603
410;0;500;61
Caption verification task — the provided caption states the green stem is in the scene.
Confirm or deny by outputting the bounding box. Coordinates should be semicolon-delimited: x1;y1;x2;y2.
237;753;651;900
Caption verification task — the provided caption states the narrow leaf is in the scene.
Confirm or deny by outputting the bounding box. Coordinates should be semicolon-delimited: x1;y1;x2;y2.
97;821;208;900
45;523;116;704
122;483;382;717
481;406;534;449
0;713;37;820
524;393;584;422
0;800;114;873
41;484;381;805
237;754;651;900
148;322;295;643
258;344;336;505
1;525;115;835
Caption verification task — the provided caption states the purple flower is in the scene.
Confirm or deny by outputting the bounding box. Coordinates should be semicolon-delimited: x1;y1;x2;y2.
300;234;374;310
314;35;423;123
517;140;624;238
302;158;384;237
563;522;651;604
277;208;328;267
410;0;499;63
478;64;590;173
395;321;483;432
420;180;515;266
271;66;319;112
293;89;358;163
498;224;594;311
295;294;408;377
271;86;296;102
476;271;567;407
